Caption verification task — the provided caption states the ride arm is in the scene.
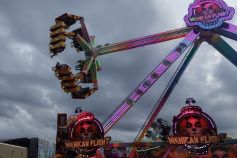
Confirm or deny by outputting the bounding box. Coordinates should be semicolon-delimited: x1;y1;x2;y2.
96;27;192;56
128;40;201;158
102;30;200;133
72;35;92;52
134;39;201;143
79;17;92;44
206;34;237;67
214;22;237;41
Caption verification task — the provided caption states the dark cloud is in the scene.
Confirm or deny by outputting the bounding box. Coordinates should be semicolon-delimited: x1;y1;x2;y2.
0;0;236;144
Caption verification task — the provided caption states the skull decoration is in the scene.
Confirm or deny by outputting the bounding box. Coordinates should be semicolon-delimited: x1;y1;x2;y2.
175;105;215;137
73;121;100;141
179;115;213;136
172;101;218;154
184;116;204;136
68;112;105;157
70;112;104;141
200;2;223;16
201;3;215;15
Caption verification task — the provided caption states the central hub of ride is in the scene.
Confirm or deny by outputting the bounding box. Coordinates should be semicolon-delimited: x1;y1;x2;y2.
184;0;235;29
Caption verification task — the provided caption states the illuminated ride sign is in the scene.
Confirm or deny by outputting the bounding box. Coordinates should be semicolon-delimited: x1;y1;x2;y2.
64;137;111;149
66;112;111;157
170;104;225;155
184;0;235;29
168;135;225;145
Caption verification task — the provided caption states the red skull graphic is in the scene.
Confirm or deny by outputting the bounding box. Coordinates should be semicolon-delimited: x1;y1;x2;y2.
179;115;208;136
72;121;99;140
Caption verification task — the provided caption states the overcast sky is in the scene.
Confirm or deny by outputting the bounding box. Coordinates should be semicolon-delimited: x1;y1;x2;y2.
0;0;237;143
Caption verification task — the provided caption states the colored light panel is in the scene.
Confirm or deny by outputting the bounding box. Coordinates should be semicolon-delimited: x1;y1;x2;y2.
97;27;191;55
102;30;200;134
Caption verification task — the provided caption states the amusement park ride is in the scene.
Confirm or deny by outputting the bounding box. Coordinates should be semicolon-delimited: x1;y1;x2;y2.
50;0;237;157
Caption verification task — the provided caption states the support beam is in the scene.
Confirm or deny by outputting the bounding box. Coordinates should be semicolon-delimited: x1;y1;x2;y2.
128;40;201;158
161;147;173;158
73;35;92;52
96;27;192;56
82;57;94;74
79;17;92;44
207;34;237;67
214;23;237;41
134;40;201;143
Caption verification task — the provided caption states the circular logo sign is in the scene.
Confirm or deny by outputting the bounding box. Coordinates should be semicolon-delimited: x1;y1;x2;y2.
172;105;217;154
184;0;235;29
65;112;110;157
